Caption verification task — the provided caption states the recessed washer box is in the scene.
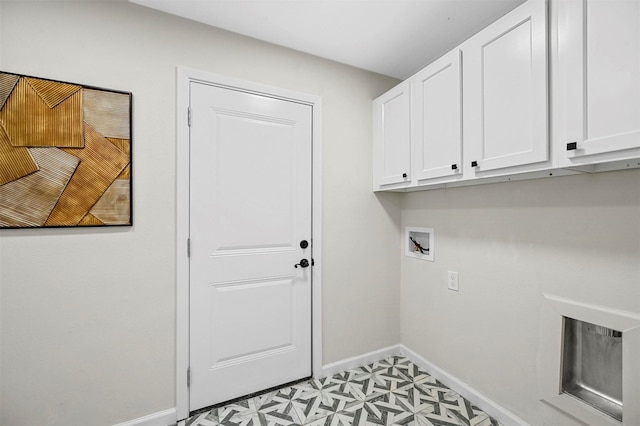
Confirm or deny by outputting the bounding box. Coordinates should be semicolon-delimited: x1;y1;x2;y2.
405;227;434;261
562;317;623;422
540;294;640;425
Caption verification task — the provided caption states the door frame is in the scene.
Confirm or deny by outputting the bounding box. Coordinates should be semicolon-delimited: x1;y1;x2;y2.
176;66;323;421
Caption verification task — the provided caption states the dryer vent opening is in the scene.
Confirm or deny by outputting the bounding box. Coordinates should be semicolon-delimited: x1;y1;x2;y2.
562;317;623;422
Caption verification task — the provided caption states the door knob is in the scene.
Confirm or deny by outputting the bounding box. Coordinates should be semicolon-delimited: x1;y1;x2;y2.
295;259;310;268
300;240;309;249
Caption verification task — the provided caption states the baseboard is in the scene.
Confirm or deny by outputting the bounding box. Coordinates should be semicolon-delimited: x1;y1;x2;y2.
399;344;529;426
320;344;401;377
112;408;177;426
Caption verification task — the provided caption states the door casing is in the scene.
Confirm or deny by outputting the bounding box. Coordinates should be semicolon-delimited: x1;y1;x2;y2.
176;67;323;421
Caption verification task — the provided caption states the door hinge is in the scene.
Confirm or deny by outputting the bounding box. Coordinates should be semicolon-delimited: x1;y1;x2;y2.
187;367;191;387
188;107;192;127
187;238;191;258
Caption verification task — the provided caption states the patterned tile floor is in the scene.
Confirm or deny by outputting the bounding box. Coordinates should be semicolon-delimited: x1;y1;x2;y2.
185;355;501;426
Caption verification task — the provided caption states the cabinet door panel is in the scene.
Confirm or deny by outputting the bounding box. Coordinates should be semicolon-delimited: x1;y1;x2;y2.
465;0;548;172
412;49;462;181
562;0;640;162
373;81;411;188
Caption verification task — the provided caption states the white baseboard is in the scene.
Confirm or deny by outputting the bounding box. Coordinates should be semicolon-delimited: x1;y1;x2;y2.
320;344;401;377
399;344;529;426
112;408;177;426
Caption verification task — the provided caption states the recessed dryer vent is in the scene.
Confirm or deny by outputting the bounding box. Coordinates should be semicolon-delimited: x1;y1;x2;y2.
562;317;623;422
405;227;434;261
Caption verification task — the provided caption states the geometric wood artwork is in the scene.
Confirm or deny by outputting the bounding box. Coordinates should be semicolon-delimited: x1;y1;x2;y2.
89;179;130;225
84;88;130;139
78;213;104;226
0;72;132;228
118;164;131;180
0;73;19;109
45;124;129;226
107;137;130;155
0;123;39;186
0;78;84;148
0;148;79;227
25;77;81;109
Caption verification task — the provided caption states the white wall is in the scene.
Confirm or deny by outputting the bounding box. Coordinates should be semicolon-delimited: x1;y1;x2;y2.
0;1;401;425
401;170;640;425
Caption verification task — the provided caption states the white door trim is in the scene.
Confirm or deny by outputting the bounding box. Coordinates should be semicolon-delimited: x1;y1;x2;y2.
176;66;323;421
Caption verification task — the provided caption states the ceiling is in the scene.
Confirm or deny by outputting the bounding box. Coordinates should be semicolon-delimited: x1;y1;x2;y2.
130;0;526;80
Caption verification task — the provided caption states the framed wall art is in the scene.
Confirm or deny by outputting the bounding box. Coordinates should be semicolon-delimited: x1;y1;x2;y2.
0;72;132;228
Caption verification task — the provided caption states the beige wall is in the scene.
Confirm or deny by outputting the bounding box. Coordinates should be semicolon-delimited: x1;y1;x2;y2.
0;1;401;424
400;170;640;424
6;2;635;426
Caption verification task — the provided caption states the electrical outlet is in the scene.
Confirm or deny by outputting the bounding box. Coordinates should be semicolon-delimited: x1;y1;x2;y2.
447;271;459;291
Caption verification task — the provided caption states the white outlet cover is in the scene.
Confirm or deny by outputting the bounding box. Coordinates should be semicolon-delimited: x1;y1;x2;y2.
447;271;459;291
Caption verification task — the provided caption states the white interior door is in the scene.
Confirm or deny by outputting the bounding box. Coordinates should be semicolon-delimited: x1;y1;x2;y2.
189;82;312;412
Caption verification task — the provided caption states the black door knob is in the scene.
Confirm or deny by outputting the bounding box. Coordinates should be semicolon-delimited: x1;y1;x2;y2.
295;259;310;268
300;240;309;249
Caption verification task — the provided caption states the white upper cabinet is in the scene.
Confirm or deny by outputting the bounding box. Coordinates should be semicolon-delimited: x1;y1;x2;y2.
373;80;411;190
463;0;549;175
558;0;640;166
373;0;640;192
411;49;463;182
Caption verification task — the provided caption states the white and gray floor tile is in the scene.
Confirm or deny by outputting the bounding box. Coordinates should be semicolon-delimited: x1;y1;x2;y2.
186;356;501;426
